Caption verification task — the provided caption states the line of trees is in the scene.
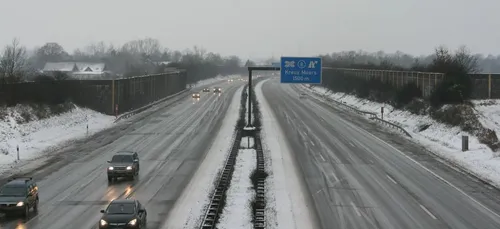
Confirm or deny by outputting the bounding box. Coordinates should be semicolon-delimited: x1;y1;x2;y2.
321;45;481;109
0;37;246;84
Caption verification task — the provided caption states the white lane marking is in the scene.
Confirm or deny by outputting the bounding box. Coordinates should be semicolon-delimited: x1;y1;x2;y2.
341;116;500;220
420;204;437;219
318;153;326;162
351;201;362;217
349;142;355;147
310;141;316;146
307;96;500;220
386;175;398;184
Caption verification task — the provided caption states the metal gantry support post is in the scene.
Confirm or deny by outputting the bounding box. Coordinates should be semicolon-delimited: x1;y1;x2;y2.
247;70;253;127
246;66;280;128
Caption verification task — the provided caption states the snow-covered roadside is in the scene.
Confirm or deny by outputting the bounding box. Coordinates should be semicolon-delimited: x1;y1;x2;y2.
255;79;318;229
217;149;256;229
0;105;115;174
302;85;500;187
161;85;243;229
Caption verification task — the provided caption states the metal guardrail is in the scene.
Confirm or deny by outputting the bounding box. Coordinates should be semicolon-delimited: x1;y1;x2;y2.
199;129;242;229
300;86;412;138
114;88;191;122
252;131;266;229
369;117;412;138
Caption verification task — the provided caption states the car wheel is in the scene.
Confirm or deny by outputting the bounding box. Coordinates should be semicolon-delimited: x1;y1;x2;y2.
33;199;39;212
108;177;113;183
23;205;29;217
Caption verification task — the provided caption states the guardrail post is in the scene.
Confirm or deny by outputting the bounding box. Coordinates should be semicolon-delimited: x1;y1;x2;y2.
462;135;469;151
381;107;384;120
16;145;19;161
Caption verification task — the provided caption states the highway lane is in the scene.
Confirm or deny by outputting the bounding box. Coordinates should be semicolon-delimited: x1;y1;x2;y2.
0;80;244;229
260;78;500;229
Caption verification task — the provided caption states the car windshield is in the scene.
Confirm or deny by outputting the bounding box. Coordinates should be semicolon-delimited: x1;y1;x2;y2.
107;203;135;214
111;155;133;163
0;186;26;197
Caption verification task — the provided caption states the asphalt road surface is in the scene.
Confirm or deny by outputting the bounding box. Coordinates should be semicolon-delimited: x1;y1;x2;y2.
0;80;244;229
261;78;500;229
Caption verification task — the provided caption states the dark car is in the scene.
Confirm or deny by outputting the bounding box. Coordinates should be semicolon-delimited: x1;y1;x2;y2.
213;87;222;93
202;88;210;92
107;151;140;182
99;199;147;229
0;177;39;217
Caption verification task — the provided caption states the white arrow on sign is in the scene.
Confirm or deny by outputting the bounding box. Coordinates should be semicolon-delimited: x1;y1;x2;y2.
284;61;295;68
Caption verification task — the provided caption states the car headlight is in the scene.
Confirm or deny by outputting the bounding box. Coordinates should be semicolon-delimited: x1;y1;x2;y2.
126;166;132;170
128;218;137;225
108;166;114;170
100;219;107;226
16;202;24;207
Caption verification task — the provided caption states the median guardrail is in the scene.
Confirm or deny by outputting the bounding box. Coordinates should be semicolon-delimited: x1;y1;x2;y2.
114;88;191;122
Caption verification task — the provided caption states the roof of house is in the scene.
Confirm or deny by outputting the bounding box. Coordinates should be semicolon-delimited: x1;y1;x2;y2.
75;62;106;73
42;62;106;73
42;62;77;72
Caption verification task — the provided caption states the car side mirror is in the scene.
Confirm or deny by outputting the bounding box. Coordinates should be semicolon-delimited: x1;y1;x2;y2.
107;160;111;163
100;210;105;213
133;159;139;162
138;209;145;213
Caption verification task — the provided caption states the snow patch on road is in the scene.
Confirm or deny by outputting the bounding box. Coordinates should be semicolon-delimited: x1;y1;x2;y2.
161;85;244;229
217;149;256;229
303;85;500;188
0;105;114;174
255;79;318;229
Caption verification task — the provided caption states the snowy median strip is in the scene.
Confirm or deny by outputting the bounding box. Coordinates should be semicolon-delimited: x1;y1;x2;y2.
161;86;244;229
255;79;318;229
217;149;256;229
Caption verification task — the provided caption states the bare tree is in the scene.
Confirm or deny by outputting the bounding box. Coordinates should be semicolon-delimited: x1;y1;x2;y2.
122;38;162;57
36;42;69;61
454;45;480;73
0;38;27;83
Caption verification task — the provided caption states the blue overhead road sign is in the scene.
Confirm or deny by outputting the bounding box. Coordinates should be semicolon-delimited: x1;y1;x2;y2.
280;57;322;84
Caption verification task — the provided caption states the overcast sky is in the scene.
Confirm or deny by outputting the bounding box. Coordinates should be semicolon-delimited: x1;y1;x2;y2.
0;0;499;59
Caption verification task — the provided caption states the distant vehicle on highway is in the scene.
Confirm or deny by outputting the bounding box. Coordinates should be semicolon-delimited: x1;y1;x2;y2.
299;93;307;99
228;79;233;82
192;92;201;98
107;151;140;182
213;87;222;93
99;199;147;229
0;177;39;217
202;88;210;92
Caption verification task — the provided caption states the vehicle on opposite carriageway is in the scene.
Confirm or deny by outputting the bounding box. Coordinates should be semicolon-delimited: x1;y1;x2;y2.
0;177;39;217
192;92;201;98
107;151;140;182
